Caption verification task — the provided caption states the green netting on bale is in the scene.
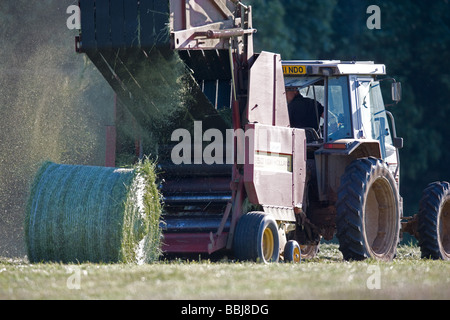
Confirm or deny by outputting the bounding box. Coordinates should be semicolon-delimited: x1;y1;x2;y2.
25;160;162;263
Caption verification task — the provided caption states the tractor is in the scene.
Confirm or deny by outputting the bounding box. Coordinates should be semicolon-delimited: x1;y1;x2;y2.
73;0;449;262
282;60;404;261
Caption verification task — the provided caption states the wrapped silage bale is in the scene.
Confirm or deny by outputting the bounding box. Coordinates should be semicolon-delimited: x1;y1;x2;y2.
25;160;162;263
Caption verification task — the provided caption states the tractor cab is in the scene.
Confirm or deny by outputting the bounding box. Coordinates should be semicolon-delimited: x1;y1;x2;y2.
283;61;403;196
283;61;402;164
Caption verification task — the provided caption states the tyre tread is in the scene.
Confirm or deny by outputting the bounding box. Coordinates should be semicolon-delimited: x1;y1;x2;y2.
417;181;450;259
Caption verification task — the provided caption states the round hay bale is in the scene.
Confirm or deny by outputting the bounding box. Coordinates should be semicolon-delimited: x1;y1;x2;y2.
25;160;162;263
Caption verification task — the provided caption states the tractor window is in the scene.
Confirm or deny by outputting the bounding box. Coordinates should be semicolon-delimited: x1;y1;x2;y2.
327;76;352;141
285;77;325;137
359;81;394;160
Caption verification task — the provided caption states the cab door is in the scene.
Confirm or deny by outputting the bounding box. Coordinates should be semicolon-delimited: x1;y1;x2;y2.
355;78;400;180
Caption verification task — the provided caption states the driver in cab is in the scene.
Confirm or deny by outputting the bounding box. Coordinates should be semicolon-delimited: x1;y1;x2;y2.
286;88;324;131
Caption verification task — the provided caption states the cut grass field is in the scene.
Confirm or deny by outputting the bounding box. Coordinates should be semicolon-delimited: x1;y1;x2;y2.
0;244;449;300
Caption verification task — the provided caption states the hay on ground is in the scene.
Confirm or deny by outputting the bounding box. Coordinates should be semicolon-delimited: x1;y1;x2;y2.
25;159;162;264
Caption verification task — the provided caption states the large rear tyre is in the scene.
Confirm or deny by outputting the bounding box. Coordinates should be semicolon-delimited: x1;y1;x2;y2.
417;181;450;260
336;157;401;261
233;212;279;263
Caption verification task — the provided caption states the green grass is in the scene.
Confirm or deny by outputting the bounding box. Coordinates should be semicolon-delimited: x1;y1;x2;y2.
0;244;449;300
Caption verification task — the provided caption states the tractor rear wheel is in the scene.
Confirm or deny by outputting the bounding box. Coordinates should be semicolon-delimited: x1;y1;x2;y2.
417;181;450;260
336;157;401;261
233;212;279;263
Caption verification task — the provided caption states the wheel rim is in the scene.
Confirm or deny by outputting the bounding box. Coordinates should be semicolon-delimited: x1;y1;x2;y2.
364;177;398;259
262;228;274;261
292;246;301;263
439;199;450;257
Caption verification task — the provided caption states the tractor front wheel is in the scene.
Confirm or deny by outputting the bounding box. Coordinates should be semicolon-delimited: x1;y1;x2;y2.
417;181;450;260
336;157;401;261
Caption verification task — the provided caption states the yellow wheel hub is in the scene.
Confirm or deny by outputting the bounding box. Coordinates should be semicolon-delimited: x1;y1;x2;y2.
262;228;274;261
292;246;301;263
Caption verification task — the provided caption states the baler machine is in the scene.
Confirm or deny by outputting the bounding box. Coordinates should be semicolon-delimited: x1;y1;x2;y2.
75;0;307;262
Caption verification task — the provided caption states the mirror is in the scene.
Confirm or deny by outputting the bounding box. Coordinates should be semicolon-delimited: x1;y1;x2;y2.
393;137;403;149
391;82;402;103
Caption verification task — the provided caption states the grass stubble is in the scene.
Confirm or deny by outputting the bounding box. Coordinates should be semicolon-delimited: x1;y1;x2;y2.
0;244;449;300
